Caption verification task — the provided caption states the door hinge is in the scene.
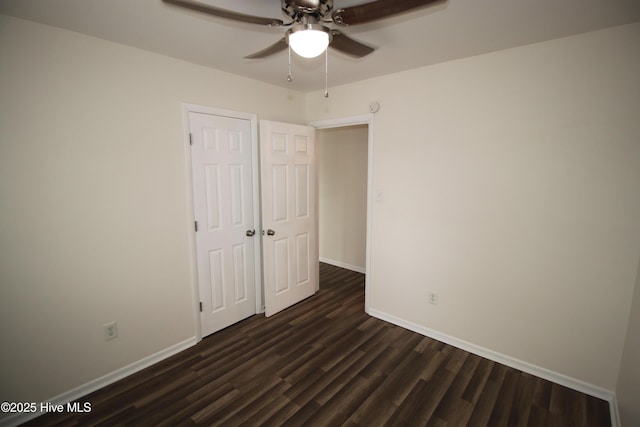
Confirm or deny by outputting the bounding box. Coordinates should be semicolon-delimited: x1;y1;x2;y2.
195;221;198;232
199;302;203;312
189;133;193;146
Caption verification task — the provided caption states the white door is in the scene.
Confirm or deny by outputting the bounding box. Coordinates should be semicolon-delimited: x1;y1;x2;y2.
260;120;318;317
190;112;257;337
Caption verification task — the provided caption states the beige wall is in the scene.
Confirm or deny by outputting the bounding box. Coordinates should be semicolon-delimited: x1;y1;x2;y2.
318;125;368;271
0;14;305;404
307;22;640;391
617;258;640;426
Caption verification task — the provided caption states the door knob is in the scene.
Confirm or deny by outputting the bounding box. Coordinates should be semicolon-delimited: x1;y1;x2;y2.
246;229;256;237
266;229;275;236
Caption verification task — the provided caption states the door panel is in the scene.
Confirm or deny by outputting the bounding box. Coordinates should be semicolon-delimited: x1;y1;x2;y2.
204;165;222;230
272;164;289;222
296;165;309;217
274;238;290;294
190;112;257;337
261;120;318;316
296;233;310;284
208;249;224;311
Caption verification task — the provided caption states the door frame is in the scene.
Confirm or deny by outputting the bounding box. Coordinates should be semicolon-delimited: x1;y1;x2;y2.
182;103;263;342
310;114;374;314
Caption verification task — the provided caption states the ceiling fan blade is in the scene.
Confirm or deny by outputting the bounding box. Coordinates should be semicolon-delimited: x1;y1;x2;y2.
332;0;441;26
330;30;375;58
244;38;288;59
163;0;284;27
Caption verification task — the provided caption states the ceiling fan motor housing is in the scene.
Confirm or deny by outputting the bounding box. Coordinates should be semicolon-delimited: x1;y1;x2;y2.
282;0;333;21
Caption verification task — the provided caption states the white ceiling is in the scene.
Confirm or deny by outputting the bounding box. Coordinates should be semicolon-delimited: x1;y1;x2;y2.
1;0;639;93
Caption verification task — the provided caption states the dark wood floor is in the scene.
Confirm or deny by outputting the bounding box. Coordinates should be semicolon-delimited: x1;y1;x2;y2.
26;263;611;426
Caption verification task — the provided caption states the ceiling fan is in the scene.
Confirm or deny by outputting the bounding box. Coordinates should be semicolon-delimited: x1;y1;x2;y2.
163;0;442;59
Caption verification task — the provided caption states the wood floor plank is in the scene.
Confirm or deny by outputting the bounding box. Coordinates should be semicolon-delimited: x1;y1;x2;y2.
347;387;399;427
461;356;494;403
305;371;387;426
278;399;320;427
587;394;612;427
210;377;289;426
313;345;387;407
466;364;508;427
387;374;446;426
383;350;436;406
431;362;477;423
239;393;291;426
158;383;236;426
23;263;611;427
507;372;537;426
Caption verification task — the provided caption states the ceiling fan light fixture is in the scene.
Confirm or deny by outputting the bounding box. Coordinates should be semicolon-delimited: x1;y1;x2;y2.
287;24;331;58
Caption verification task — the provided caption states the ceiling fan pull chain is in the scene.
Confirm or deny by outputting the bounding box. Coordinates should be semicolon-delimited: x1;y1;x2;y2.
324;48;329;98
287;43;293;82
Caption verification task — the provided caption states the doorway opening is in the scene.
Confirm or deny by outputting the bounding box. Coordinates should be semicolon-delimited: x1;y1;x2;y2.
318;125;368;274
312;115;374;312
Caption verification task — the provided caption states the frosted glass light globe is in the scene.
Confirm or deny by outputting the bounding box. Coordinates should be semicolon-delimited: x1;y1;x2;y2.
288;26;330;58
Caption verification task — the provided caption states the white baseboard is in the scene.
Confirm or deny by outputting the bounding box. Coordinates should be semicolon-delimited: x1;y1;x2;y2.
320;257;366;274
0;337;197;427
367;308;619;427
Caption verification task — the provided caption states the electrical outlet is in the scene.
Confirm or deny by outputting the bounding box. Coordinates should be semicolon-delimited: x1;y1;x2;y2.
428;291;438;306
104;321;118;341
